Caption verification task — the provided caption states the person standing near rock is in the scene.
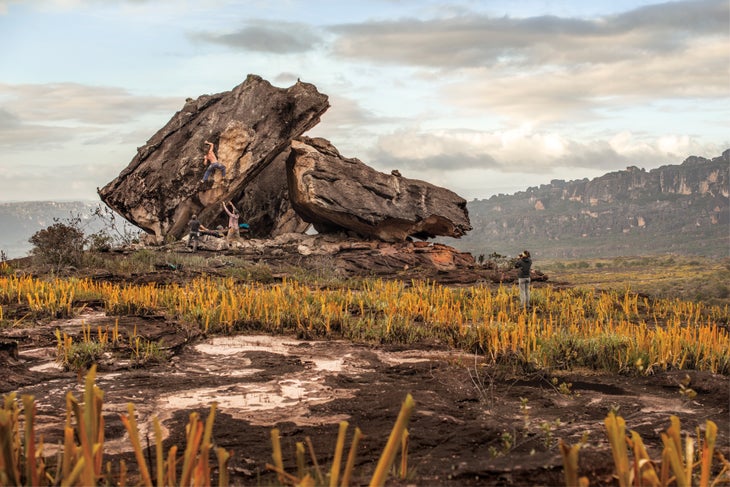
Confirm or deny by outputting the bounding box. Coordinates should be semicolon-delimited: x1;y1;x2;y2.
188;214;205;251
514;250;532;309
201;140;226;182
222;200;242;248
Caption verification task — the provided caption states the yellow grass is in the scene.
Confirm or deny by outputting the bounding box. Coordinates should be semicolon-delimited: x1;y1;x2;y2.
569;412;724;487
2;274;729;375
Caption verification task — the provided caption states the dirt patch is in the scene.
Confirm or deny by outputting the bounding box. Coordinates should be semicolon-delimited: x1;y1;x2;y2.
2;305;728;486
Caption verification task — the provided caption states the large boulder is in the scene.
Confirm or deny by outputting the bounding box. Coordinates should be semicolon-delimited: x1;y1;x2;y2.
98;75;328;241
286;137;472;241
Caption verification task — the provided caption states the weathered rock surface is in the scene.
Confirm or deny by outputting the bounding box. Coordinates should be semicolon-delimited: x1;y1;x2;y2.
99;74;474;266
177;232;487;283
287;137;472;241
98;75;328;241
173;226;554;285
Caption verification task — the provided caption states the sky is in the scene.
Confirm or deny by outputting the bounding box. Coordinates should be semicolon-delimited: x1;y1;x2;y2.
0;0;728;203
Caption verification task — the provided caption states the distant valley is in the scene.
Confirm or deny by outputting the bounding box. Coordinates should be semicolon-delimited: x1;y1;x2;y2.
0;201;104;259
1;151;728;261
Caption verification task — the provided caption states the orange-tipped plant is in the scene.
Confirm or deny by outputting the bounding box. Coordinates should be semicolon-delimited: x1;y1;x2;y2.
562;412;721;487
369;394;415;487
264;394;415;487
329;421;348;487
341;427;363;487
559;439;588;487
4;274;729;374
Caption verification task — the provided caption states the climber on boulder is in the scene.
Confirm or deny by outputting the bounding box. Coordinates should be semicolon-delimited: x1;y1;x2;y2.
201;140;226;182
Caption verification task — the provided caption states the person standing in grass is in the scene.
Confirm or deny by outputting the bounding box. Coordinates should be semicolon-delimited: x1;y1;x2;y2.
515;250;532;309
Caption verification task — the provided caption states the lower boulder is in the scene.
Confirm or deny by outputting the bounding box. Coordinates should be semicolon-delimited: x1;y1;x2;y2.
286;137;472;242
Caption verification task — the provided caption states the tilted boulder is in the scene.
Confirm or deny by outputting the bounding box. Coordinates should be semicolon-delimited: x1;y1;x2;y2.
98;75;328;241
286;137;472;241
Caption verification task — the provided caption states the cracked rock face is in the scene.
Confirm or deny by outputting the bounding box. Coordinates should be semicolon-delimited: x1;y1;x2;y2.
99;75;472;245
98;75;329;242
287;137;472;241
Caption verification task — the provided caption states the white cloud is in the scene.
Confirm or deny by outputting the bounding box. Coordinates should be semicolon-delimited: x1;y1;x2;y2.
369;125;723;176
0;83;180;124
0;82;181;151
0;159;120;201
442;34;729;122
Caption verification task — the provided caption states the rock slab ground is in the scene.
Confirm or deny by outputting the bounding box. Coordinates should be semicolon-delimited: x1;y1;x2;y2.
1;289;727;486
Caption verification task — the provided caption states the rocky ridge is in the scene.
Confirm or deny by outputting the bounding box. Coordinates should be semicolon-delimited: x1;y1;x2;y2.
455;150;729;259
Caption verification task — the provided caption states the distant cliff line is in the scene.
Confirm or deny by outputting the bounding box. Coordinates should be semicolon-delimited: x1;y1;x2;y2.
452;150;729;259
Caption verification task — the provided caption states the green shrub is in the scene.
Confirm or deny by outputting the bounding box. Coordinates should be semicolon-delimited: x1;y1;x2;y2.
88;230;113;252
226;261;275;283
29;220;86;269
128;249;159;271
62;341;106;372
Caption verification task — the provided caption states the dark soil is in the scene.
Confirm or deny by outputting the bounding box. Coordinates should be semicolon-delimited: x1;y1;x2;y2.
1;262;728;486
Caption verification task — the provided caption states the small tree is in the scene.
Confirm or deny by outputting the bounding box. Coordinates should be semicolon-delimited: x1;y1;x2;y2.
29;217;86;269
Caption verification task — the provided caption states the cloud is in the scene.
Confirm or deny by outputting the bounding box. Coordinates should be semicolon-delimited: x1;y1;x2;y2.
443;34;729;121
319;94;386;127
368;126;724;176
371;128;499;171
325;0;728;121
0;83;180;124
273;72;300;86
0;107;20;129
329;0;727;68
0;82;180;150
0;123;77;148
0;160;118;201
610;0;728;34
192;21;323;54
0;106;79;147
308;93;413;160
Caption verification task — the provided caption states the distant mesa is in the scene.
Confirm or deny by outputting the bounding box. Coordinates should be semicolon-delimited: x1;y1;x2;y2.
98;75;471;244
453;149;729;259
